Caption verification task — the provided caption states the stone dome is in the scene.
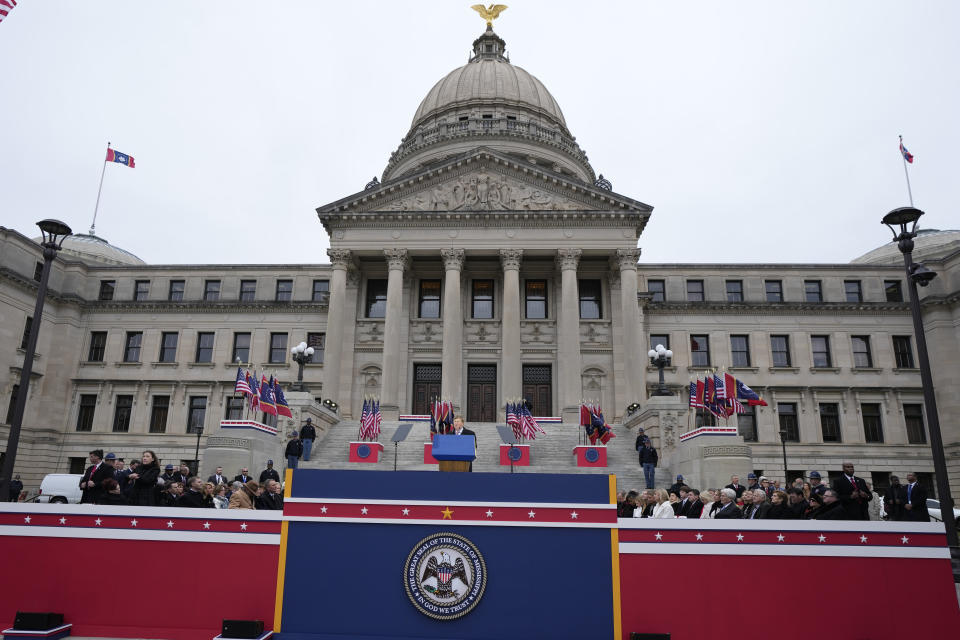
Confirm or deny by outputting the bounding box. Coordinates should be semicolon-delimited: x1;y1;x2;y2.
42;233;146;266
851;228;960;265
382;27;594;184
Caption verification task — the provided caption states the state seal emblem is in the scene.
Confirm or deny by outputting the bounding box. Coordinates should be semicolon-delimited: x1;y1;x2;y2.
404;532;487;620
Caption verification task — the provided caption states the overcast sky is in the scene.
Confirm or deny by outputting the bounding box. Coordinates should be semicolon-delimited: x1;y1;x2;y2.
1;1;957;266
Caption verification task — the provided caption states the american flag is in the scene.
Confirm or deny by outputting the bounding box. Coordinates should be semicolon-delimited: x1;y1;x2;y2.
0;1;17;25
713;374;726;401
372;399;382;439
234;367;252;395
506;401;522;441
688;382;698;409
359;398;370;439
519;402;545;440
247;373;260;412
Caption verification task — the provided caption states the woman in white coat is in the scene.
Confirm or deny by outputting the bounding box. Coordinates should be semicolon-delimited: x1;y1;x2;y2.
651;488;675;519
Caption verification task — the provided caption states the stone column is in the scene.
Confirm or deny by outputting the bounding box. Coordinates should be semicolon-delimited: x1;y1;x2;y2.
323;249;351;406
500;249;523;403
556;249;582;422
617;248;645;406
380;248;408;417
441;248;465;413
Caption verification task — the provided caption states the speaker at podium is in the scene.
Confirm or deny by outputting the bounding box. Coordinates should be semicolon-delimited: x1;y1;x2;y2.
431;434;476;472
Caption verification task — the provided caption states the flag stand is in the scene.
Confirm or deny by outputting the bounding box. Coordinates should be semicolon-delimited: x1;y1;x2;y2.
89;142;110;235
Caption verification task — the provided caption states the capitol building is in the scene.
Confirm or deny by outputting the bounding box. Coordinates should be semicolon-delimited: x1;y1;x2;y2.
2;23;959;495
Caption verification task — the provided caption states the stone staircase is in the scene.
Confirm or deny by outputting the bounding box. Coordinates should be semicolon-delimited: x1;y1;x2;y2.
299;420;670;491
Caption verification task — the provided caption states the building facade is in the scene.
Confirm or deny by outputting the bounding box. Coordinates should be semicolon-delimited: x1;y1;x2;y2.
2;25;958;495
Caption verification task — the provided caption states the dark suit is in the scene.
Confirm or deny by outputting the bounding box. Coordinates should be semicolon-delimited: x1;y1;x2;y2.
904;482;930;522
207;473;228;486
686;499;704;519
884;484;907;521
831;474;872;520
812;501;846;520
743;502;771;520
256;492;284;511
79;462;115;504
234;474;253;484
178;490;212;508
714;502;742;519
724;483;746;499
260;468;281;484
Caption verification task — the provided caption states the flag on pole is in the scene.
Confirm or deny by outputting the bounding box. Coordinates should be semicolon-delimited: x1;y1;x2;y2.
259;374;277;416
506;401;522;441
273;378;293;418
0;1;18;24
736;379;768;406
899;137;914;164
359;398;370;439
372;399;382;439
234;367;252;395
106;147;136;168
247;372;260;412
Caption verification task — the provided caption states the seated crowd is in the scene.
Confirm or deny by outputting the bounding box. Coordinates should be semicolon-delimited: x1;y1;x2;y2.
78;449;285;510
617;463;931;522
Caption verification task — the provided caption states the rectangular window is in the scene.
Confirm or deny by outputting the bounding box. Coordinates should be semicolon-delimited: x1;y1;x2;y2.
195;332;215;363
690;334;710;367
149;395;169;433
844;280;862;303
730;335;751;367
765;280;783;302
224;396;245;420
771;335;791;367
647;279;665;302
33;262;43;282
686;279;705;302
20;316;32;350
578;279;602;319
168;280;185;301
804;280;823;302
851;335;873;368
98;280;115;301
419;279;441;319
203;280;221;301
134;280;150;301
123;332;142;362
884;280;903;302
232;332;251;364
366;279;388;318
275;279;293;301
725;280;743;302
862;403;884;442
68;457;86;474
778;403;799;442
738;405;757;442
472;279;494;319
904;403;926;444
819;403;842;442
525;279;547;319
312;279;329;303
159;332;178;363
240;279;257;301
113;394;133;432
649;334;670;352
88;331;107;361
893;335;914;368
187;396;207;434
269;332;288;364
811;335;832;368
6;384;19;425
307;332;325;363
75;394;96;432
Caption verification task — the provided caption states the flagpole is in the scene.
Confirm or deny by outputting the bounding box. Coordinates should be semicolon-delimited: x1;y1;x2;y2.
90;142;110;235
899;135;914;207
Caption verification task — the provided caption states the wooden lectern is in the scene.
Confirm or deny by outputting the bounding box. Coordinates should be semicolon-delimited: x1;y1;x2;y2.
431;434;476;472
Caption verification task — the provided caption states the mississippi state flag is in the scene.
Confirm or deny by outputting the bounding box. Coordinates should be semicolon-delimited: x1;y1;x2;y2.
899;138;914;164
106;147;135;168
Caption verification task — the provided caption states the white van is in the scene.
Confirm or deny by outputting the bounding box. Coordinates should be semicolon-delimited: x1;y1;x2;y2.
37;473;83;503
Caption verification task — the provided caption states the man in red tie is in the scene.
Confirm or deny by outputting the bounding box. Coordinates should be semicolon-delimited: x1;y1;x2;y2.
831;462;872;520
79;449;114;504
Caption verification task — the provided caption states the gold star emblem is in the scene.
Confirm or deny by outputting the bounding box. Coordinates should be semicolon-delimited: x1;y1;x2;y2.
441;507;454;519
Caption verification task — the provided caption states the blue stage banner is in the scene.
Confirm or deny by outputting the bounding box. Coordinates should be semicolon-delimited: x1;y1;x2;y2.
277;470;617;640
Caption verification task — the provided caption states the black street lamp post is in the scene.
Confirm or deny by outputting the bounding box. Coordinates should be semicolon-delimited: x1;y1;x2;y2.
882;206;958;555
290;341;315;392
647;343;674;397
0;219;72;496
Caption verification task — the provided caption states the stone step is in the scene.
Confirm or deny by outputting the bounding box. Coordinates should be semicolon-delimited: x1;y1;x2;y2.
300;420;654;491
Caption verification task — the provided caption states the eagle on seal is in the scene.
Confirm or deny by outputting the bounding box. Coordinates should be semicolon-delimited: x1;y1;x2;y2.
421;551;469;598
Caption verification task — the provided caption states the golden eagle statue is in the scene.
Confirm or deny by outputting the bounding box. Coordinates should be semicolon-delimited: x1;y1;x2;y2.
471;4;508;28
